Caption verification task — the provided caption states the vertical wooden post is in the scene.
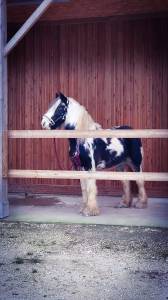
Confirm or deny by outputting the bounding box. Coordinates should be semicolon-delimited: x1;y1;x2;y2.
0;0;9;218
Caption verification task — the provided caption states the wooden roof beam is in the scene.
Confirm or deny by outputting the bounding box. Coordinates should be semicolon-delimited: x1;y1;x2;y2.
4;0;54;56
7;0;68;5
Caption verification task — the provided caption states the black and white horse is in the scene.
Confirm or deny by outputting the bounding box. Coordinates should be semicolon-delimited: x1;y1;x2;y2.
41;92;147;216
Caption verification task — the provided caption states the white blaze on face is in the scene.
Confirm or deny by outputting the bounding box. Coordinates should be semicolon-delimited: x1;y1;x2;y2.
106;138;124;157
41;99;61;129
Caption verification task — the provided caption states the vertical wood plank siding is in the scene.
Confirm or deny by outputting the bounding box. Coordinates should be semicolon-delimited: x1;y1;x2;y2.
8;17;168;196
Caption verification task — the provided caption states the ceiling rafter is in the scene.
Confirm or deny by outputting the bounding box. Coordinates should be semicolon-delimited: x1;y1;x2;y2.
7;0;68;6
5;0;54;55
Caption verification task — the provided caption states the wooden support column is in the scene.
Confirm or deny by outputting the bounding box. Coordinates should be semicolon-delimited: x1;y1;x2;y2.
0;0;9;218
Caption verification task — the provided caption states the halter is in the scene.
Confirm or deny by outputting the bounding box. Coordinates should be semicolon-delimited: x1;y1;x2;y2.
43;114;55;126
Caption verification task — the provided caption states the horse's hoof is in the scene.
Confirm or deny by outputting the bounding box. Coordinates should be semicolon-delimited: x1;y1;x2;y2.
79;206;86;214
82;206;100;216
134;201;147;209
115;202;130;208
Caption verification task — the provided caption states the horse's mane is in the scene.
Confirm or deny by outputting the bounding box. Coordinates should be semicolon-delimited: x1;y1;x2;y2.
69;98;102;131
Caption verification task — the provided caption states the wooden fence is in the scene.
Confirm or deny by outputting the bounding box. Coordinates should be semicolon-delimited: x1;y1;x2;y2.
7;129;168;182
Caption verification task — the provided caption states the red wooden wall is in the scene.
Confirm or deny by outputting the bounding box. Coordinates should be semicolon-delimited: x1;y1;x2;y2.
8;17;168;196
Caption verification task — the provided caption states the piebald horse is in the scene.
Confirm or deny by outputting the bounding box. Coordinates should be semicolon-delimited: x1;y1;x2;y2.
41;92;147;216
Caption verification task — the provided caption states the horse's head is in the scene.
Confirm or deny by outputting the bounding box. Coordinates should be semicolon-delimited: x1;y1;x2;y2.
41;92;69;130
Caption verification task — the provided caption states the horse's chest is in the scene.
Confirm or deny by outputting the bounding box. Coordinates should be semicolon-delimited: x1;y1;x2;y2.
69;138;93;170
79;140;93;171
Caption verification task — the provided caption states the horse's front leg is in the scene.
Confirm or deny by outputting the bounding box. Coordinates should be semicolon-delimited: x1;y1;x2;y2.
82;179;100;216
80;179;88;213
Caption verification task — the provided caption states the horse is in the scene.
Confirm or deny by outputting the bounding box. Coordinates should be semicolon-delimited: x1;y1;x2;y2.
41;92;147;216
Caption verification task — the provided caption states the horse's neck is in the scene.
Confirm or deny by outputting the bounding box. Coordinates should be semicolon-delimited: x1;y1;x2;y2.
66;100;101;155
65;98;101;131
76;107;97;131
68;107;96;156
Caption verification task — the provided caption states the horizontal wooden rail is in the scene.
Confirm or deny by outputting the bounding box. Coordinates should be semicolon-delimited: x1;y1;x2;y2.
8;170;168;181
8;129;168;139
8;130;168;182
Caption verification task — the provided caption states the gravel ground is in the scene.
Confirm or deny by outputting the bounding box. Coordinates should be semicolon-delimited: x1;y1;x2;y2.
0;222;168;300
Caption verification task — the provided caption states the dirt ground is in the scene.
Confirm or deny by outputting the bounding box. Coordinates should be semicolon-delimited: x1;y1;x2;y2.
0;222;168;300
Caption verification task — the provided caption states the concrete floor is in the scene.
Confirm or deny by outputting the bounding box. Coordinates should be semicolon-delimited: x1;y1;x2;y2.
5;194;168;228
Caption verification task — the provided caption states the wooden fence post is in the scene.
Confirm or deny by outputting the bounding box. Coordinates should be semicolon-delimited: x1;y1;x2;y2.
0;0;9;218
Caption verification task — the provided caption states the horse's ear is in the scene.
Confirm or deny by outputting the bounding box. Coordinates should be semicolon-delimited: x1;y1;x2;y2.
59;92;69;106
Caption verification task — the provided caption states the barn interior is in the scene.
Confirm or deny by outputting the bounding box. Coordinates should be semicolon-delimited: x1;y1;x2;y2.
4;0;168;226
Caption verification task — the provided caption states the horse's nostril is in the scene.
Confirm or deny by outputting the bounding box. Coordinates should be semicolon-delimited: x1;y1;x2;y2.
41;118;51;129
41;119;46;128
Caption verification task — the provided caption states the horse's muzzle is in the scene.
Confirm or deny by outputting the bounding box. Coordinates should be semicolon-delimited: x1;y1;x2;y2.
41;117;51;129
